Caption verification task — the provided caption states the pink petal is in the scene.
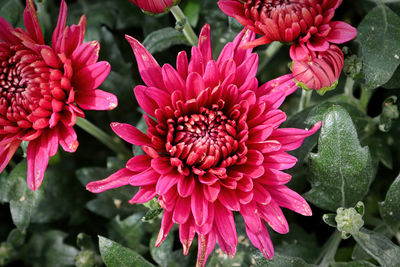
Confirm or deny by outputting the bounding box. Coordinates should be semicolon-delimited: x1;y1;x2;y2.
156;172;180;195
185;72;205;100
111;122;152;146
0;17;19;43
58;125;78;153
86;168;134;193
217;0;245;18
0;140;21;173
218;188;240;211
76;89;118;110
27;136;50;191
326;21;357;44
24;0;44;44
198;24;212;63
73;61;111;91
245;223;274;259
203;183;220;202
134;85;159;117
268;185;312;216
125;35;165;90
173;196;191;224
52;0;67;52
191;183;208;226
126;155;152;172
214;202;237;256
289;42;310;61
161;64;186;94
129;185;157;204
155;210;174;247
179;217;196;255
196;232;216;267
258;200;289;234
269;121;322;151
71;41;100;70
307;36;330;51
129;168;159;186
177;173;195;197
151;157;174;175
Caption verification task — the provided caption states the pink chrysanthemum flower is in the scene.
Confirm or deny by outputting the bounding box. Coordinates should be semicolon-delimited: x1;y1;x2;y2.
218;0;357;51
0;0;117;190
291;44;344;92
86;24;321;266
129;0;180;14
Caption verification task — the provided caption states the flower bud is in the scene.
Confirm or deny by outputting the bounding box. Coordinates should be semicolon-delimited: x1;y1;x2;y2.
129;0;180;15
292;45;344;94
335;206;364;239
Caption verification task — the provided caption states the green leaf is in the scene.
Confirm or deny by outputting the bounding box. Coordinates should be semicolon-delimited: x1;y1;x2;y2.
353;228;400;267
182;0;201;27
0;0;24;26
305;105;374;211
332;261;377;267
379;173;400;229
150;230;174;267
357;4;400;89
143;27;189;54
20;230;79;267
0;161;44;230
108;214;148;254
98;236;154;267
254;252;316;267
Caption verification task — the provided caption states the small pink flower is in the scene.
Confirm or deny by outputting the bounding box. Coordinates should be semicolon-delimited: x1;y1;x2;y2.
291;44;344;92
0;0;117;190
129;0;180;14
87;24;321;266
218;0;357;51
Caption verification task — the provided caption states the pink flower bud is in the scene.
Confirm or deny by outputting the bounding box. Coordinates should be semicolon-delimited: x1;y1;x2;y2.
130;0;180;14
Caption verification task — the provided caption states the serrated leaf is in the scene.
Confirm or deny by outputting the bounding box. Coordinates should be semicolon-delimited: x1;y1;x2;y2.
353;228;400;267
143;27;189;54
357;4;400;89
305;105;374;211
379;173;400;229
254;252;316;267
0;161;44;230
98;236;154;267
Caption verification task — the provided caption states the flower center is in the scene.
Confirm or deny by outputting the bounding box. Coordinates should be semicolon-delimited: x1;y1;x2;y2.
166;106;240;171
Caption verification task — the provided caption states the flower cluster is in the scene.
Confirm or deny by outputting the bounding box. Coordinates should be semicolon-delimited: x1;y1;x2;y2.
0;0;117;190
87;24;321;266
218;0;357;92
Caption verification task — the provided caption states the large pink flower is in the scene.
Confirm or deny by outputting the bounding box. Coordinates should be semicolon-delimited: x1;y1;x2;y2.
86;24;321;266
218;0;357;51
0;0;117;190
129;0;180;14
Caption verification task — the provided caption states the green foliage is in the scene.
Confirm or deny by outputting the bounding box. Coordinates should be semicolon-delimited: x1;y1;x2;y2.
143;27;189;54
98;236;154;267
305;106;374;211
379;174;400;229
357;4;400;89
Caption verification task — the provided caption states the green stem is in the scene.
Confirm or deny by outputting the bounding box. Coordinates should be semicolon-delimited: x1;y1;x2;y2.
258;42;283;71
360;86;374;112
170;6;199;46
298;89;313;112
344;77;355;99
316;231;342;267
76;117;131;160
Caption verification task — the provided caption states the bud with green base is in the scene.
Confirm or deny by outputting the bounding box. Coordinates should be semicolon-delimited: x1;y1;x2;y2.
129;0;181;15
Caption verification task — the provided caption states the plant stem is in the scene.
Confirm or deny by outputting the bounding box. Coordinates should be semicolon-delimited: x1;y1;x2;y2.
258;42;283;71
298;89;313;112
76;117;131;160
170;6;199;46
344;77;355;98
360;86;374;112
316;231;342;267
